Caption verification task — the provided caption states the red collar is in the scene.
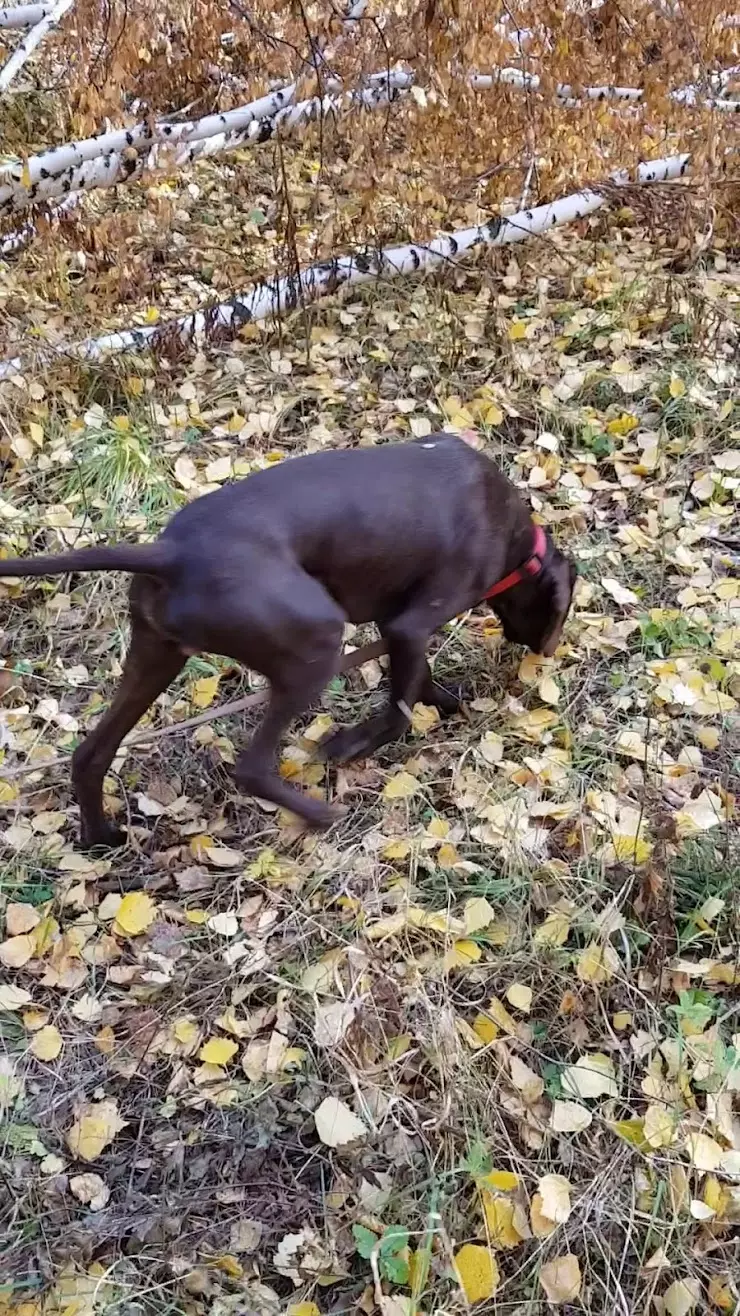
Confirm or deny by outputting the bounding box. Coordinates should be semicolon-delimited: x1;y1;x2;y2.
482;524;547;600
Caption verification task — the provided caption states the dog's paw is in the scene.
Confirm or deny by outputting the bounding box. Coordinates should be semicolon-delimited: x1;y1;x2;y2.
317;721;389;764
427;682;462;716
80;822;128;851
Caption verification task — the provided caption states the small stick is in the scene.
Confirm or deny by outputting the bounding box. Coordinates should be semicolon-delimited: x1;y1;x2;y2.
0;638;388;782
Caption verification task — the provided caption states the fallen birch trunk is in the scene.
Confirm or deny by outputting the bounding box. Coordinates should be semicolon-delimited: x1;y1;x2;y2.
0;3;48;27
0;0;72;92
0;190;79;255
0;152;691;380
470;68;740;112
0;69;411;214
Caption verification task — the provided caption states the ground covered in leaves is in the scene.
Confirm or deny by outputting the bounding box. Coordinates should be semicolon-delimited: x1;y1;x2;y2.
1;189;740;1316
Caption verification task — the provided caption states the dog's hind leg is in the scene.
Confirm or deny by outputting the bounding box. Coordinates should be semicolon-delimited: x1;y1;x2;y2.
72;614;186;848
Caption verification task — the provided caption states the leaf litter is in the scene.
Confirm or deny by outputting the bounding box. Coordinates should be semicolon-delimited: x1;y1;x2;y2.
0;83;739;1316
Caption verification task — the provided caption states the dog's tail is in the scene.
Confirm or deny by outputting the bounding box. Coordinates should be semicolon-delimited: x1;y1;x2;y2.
0;541;176;579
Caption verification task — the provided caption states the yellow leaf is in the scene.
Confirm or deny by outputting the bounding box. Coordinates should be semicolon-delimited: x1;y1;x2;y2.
0;933;36;968
610;833;653;864
508;321;527;340
191;674;220;709
610;1118;650;1151
538;1174;572;1224
454;1243;500;1303
437;842;459;867
482;1193;525;1248
410;702;440;734
562;1053;618;1100
472;1013;499;1045
443;939;482;970
185;908;208;924
484;401;504;426
505;982;533;1013
487;996;519;1036
113;891;157;937
686;1132;723;1172
174;1018;200;1049
534;909;571;946
576;940;620;984
314;1095;368;1147
606;412;639;436
539;1254;582;1304
302;712;333;742
383;770;421;800
94;1026;115;1055
538;675;560;705
663;1278;702;1316
479;1169;519;1192
464;896;496;935
669;374;686;399
126;375;145;397
612;1011;632;1030
530;1192;557;1238
21;1007;48;1029
288;1305;321;1316
643;1104;676;1149
707;1276;734;1310
21;158;31;188
716;627;740;656
66;1098;126;1162
30;1024;63;1061
199;1037;238;1065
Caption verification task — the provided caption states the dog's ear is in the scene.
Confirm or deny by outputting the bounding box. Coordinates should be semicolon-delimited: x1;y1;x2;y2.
539;555;576;657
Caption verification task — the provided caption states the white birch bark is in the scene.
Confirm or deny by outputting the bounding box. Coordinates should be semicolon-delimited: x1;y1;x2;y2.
0;0;72;92
0;190;79;255
0;71;412;214
470;68;740;111
0;4;48;28
0;152;694;380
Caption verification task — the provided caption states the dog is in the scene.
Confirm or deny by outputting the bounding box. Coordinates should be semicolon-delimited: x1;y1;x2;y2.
0;434;576;846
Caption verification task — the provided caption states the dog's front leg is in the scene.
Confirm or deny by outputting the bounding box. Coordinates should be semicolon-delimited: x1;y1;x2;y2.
320;596;459;764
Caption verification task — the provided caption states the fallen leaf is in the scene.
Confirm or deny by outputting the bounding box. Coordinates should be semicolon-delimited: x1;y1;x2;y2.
454;1243;500;1303
464;896;496;934
0;984;33;1010
0;932;36;968
663;1278;702;1316
686;1131;723;1172
601;577;640;606
314;1096;368;1147
482;1193;527;1248
199;1037;238;1065
30;1024;63;1061
67;1098;126;1162
539;1254;582;1304
69;1172;110;1210
576;940;621;984
113;891;157;937
505;982;533;1013
383;770;421;800
6;902;40;935
550;1100;592;1133
562;1053;618;1100
538;1174;572;1224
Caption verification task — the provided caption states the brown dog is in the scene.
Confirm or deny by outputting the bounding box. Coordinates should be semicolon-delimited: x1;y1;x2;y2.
0;434;575;846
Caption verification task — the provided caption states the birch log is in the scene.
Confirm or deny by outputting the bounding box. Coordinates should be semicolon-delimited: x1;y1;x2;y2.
0;0;73;92
470;68;740;112
0;190;79;255
0;71;412;214
0;152;692;381
0;3;48;27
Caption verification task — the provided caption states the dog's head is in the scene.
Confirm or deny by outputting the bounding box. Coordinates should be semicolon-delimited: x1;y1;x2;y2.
491;536;576;657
